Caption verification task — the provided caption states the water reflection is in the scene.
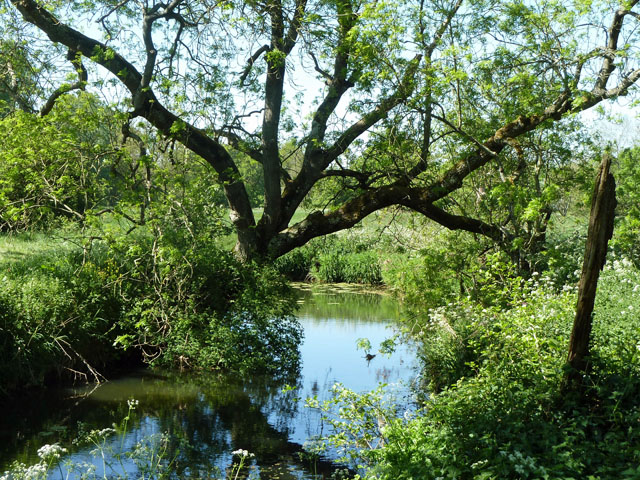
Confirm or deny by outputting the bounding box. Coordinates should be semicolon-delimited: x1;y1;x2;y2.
0;286;415;479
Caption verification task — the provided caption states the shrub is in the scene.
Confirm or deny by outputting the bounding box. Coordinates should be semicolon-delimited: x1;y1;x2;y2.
0;96;116;232
99;221;303;377
0;224;303;396
275;234;384;284
312;258;640;478
0;242;122;393
311;250;382;284
273;244;317;281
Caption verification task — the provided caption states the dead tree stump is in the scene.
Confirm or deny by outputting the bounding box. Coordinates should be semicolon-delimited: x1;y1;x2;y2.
565;155;616;387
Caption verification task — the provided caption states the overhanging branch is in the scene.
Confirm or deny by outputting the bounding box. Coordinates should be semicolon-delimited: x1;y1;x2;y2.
39;48;87;116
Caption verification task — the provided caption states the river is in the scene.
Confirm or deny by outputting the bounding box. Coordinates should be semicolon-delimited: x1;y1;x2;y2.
0;285;417;479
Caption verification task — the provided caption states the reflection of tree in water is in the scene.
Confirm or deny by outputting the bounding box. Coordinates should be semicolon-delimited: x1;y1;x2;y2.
149;370;350;479
0;367;350;479
2;288;404;477
295;287;400;323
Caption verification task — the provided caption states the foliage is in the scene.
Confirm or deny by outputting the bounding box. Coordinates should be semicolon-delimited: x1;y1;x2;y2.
275;232;384;284
312;249;382;285
542;228;587;288
4;0;637;262
0;234;123;393
380;230;476;311
611;146;640;264
0;215;302;396
0;39;41;115
1;400;178;480
0;95;116;231
93;167;303;376
311;258;640;479
305;383;398;467
273;240;319;281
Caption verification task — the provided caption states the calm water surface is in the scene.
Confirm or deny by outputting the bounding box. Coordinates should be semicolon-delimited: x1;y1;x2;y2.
0;286;417;479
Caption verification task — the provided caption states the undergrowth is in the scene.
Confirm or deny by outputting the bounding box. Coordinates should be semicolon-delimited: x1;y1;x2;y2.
0;226;302;396
309;256;640;479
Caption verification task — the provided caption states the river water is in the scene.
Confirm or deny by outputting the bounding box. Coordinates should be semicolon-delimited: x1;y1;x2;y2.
0;285;417;479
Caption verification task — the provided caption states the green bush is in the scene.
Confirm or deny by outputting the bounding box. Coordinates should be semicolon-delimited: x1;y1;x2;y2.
381;252;459;312
0;225;303;396
612;147;640;264
312;258;640;478
275;234;384;284
0;96;116;232
312;250;382;284
0;243;122;393
273;244;317;281
97;219;303;377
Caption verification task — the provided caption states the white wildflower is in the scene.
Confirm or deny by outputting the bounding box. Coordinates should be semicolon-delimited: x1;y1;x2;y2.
127;399;139;410
231;449;254;458
86;427;116;443
24;463;47;479
37;443;67;461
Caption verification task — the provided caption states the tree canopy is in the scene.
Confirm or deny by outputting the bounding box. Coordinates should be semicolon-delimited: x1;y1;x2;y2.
3;0;640;260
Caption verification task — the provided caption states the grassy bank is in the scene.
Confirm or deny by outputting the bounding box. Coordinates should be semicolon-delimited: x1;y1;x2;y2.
0;228;301;397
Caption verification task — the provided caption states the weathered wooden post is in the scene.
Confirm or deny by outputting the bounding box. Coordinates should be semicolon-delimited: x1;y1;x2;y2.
565;154;616;387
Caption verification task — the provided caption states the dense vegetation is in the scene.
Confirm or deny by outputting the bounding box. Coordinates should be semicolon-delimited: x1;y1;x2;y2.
2;0;640;477
0;97;303;394
310;255;640;479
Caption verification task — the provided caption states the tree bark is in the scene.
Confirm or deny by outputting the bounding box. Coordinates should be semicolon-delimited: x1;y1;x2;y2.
565;155;616;386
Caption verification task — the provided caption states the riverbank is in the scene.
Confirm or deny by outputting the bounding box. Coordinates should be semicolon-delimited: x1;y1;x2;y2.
1;287;414;479
0;230;301;398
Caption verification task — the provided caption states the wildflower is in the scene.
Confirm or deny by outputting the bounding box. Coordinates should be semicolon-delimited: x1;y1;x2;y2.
127;399;139;410
231;449;254;458
24;463;47;479
85;427;116;443
37;443;67;461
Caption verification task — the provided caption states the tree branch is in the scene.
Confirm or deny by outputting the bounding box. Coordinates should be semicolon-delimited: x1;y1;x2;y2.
10;0;258;258
322;55;423;166
593;1;639;91
239;44;270;86
40;48;88;116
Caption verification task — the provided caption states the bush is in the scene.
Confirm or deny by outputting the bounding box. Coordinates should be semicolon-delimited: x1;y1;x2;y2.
96;219;303;377
275;234;384;284
312;250;382;284
0;240;123;393
312;258;640;478
0;96;116;232
273;244;317;281
0;224;303;396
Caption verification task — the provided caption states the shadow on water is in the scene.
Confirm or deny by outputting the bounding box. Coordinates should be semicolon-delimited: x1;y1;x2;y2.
0;286;415;479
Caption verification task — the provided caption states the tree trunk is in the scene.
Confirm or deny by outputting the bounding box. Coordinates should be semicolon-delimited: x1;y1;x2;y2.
565;154;616;386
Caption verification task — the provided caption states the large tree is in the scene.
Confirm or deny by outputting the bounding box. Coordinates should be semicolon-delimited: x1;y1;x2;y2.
4;0;640;260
